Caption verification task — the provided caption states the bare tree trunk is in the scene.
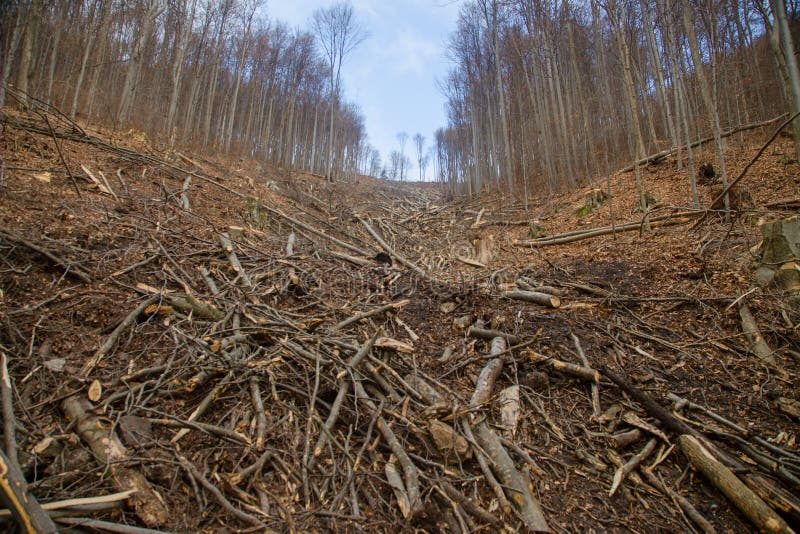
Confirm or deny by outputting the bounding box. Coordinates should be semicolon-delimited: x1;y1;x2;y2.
771;0;800;161
14;0;41;106
166;0;197;144
117;0;163;125
2;2;27;107
45;2;68;105
606;0;648;213
682;0;730;213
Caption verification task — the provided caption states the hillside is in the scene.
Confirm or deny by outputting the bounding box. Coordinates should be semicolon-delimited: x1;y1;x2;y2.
1;104;799;533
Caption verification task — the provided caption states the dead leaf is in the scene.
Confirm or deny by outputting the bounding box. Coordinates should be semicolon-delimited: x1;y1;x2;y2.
87;380;102;402
33;171;52;183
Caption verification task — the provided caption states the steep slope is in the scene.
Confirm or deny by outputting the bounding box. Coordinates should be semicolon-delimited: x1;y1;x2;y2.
0;105;798;533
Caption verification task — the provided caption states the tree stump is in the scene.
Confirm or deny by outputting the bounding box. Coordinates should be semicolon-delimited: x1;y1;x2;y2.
757;217;800;307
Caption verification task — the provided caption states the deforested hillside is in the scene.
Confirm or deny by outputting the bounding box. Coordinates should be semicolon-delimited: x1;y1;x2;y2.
0;94;799;532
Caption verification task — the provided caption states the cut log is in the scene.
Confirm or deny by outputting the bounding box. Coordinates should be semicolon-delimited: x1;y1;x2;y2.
738;304;777;365
678;435;792;534
60;396;169;527
503;290;560;308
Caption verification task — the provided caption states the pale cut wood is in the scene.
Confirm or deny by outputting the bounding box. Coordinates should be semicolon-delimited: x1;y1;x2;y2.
739;304;777;365
61;396;168;527
503;290;561;308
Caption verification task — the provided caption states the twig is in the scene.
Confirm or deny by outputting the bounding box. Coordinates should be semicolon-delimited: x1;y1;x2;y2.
333;300;409;331
571;334;601;418
81;296;159;377
1;353;18;467
177;455;266;529
0;228;92;283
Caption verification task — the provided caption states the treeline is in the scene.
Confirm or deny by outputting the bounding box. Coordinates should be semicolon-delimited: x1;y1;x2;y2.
1;0;375;180
435;0;800;204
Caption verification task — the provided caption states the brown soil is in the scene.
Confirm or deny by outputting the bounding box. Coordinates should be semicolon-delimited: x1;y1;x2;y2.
1;106;798;533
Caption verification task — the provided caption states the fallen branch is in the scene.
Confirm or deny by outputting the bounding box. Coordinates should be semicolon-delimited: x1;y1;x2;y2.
81;296;159;377
358;217;436;282
640;468;716;534
0;228;92;283
61;396;169;527
679;435;792;534
513;213;695;247
503;290;561;308
0;490;135;518
619;114;788;173
738;304;777;365
468;338;550;532
692;111;800;229
333;300;409;331
0;353;56;533
528;351;600;382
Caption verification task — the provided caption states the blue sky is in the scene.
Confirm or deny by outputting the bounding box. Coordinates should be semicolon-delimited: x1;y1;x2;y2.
267;1;464;180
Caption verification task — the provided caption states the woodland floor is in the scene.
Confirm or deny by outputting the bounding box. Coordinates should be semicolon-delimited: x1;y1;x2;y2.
0;104;799;534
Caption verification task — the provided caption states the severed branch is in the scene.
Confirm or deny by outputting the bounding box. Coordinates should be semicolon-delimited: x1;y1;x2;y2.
571;334;601;418
219;232;252;288
61;396;169;527
81;296;159;377
0;450;58;533
250;377;268;451
528;351;600;383
333;300;410;332
1;354;18;468
467;337;550;532
738;304;777;365
678;435;792;534
0;228;92;283
181;176;192;211
358;217;437;282
609;439;657;496
0;352;57;533
513;213;695;247
503;290;561;308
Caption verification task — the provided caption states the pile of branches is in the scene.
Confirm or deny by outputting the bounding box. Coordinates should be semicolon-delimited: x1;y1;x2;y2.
0;105;798;533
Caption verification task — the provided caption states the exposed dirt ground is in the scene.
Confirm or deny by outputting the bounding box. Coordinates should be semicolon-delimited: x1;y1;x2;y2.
0;105;798;533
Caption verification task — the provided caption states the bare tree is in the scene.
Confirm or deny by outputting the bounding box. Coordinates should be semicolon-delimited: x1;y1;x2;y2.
397;131;409;180
770;0;800;161
312;1;367;181
117;0;165;124
414;133;427;180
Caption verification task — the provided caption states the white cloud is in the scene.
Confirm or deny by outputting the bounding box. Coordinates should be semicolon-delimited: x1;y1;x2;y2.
383;29;440;77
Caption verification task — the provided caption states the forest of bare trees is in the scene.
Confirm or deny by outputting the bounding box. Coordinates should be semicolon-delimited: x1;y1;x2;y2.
435;0;800;204
0;0;377;180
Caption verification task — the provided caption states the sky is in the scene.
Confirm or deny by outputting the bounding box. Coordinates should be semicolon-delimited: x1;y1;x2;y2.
267;0;464;181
